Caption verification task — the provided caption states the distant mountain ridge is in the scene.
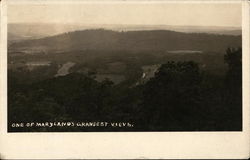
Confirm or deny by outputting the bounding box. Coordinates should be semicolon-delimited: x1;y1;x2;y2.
9;29;241;53
8;23;242;42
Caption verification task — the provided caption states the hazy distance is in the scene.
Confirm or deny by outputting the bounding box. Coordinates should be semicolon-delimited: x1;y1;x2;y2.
7;2;242;41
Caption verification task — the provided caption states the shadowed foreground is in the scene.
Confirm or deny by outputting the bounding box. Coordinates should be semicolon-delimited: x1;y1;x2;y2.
8;48;242;132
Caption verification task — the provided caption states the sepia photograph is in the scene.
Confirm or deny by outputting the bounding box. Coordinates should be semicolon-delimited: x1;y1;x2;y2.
1;0;250;159
7;1;243;132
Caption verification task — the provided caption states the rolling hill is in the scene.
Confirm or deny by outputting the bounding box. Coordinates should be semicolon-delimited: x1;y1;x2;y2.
9;29;241;53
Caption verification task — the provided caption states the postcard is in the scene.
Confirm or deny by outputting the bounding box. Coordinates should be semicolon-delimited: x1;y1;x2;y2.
0;0;249;159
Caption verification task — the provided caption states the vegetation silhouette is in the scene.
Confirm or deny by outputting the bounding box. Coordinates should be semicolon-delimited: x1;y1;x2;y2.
8;48;242;132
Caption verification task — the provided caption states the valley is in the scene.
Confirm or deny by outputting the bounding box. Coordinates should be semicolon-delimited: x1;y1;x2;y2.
7;29;242;131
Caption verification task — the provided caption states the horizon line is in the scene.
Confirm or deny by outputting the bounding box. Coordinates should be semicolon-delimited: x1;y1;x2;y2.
7;22;242;29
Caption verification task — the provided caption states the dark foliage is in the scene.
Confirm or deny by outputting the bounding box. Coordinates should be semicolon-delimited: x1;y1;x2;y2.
138;61;203;130
8;48;242;132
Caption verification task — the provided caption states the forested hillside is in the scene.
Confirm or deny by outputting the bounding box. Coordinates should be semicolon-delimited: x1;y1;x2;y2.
9;29;241;53
8;47;242;132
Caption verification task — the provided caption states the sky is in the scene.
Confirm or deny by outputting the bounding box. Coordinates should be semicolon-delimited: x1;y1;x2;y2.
8;2;242;27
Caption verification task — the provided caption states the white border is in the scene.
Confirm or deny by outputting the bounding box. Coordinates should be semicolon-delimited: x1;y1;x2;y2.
6;0;246;4
0;0;249;159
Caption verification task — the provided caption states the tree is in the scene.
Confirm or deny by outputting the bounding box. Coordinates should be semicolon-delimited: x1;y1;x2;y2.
224;47;242;88
139;61;203;130
223;47;242;130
